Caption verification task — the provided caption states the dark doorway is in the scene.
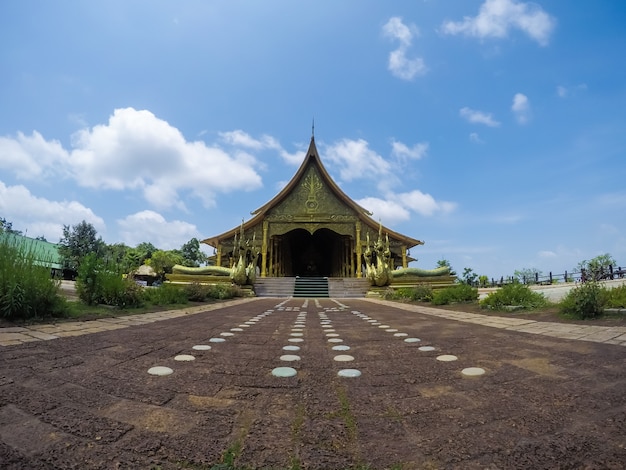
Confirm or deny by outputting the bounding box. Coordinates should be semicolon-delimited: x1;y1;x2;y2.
283;228;340;277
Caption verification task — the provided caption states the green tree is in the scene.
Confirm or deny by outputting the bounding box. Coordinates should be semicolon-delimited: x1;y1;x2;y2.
58;220;105;271
461;267;478;285
513;267;543;284
0;217;22;235
436;258;456;275
147;250;183;278
576;253;617;281
180;238;208;267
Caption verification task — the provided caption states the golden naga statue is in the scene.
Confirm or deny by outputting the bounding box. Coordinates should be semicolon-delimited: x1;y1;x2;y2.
229;223;260;286
364;225;392;287
172;223;260;286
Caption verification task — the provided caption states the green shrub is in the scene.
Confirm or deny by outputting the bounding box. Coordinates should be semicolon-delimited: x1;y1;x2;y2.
606;285;626;308
559;282;609;319
143;283;188;305
0;239;68;320
76;253;143;308
382;285;433;302
204;283;241;300
480;283;549;310
431;284;478;305
184;282;211;302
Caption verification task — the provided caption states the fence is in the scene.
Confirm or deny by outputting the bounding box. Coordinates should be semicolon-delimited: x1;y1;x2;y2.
484;264;626;288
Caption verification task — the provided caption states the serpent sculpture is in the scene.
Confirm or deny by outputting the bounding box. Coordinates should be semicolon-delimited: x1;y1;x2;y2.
391;266;451;277
363;227;392;287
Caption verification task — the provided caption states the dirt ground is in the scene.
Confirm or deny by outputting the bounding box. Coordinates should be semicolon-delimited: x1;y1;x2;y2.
1;298;625;469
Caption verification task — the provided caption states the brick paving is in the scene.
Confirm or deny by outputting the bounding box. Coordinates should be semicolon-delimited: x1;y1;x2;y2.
2;297;625;347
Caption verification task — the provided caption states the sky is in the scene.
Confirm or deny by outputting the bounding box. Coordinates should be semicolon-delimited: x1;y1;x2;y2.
1;0;625;280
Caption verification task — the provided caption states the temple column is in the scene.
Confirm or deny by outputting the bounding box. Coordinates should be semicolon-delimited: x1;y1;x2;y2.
401;244;407;268
216;244;222;267
355;221;362;278
261;220;268;277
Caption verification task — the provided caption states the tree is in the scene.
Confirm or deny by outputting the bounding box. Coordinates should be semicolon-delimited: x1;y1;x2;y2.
180;238;208;267
461;267;478;285
437;258;456;275
0;217;22;235
58;221;105;271
576;253;617;281
513;268;543;284
147;250;183;278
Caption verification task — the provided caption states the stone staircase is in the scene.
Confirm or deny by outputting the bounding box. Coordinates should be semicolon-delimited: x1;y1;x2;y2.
253;277;370;298
328;277;370;298
293;277;329;298
253;277;296;297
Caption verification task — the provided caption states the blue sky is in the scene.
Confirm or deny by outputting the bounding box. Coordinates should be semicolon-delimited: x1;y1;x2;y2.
1;0;625;279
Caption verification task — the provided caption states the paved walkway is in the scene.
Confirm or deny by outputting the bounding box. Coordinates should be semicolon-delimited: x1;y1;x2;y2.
2;297;625;347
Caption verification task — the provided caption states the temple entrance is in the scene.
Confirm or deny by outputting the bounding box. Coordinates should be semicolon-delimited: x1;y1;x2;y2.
279;228;351;277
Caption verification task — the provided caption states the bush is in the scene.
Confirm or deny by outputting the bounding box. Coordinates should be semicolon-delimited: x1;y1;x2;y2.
606;285;626;308
382;285;433;302
185;282;244;301
480;283;549;310
143;283;188;305
431;284;478;305
559;282;609;319
76;253;143;308
0;238;69;320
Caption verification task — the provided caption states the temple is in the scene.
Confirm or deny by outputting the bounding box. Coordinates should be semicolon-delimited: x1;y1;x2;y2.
201;136;424;280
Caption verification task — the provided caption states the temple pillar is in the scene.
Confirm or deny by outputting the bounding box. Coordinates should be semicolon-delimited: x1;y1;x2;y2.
261;220;268;277
355;221;362;278
402;244;407;268
216;244;222;267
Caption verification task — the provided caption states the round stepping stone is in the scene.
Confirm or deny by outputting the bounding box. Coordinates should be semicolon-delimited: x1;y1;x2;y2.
291;328;304;332
418;346;436;351
332;345;351;351
436;354;458;362
338;369;361;378
328;338;343;343
367;320;377;323
326;333;340;337
333;354;354;362
283;345;300;351
192;345;211;351
404;338;421;343
209;338;226;343
321;325;333;328
288;338;304;343
324;329;336;333
462;367;486;377
290;332;303;337
272;367;297;378
220;332;234;337
378;325;391;329
371;322;381;326
230;328;243;332
174;354;195;362
239;324;251;328
394;333;408;337
280;354;301;361
148;366;173;376
385;329;398;333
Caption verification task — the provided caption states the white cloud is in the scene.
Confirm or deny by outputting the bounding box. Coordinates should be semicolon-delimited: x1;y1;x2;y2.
391;140;428;161
0;131;69;179
469;132;484;143
70;108;264;209
1;108;265;210
511;92;531;124
117;210;200;250
357;189;457;225
323;138;392;182
538;250;557;258
556;83;588;98
441;0;556;46
0;181;104;241
382;17;427;80
556;85;568;98
460;107;501;127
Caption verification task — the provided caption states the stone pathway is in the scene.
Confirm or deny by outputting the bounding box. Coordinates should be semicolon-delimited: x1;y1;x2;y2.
365;299;626;346
2;297;625;347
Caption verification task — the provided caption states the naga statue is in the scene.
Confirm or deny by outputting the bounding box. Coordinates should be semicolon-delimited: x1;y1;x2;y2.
364;225;392;287
229;223;260;286
172;222;260;286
